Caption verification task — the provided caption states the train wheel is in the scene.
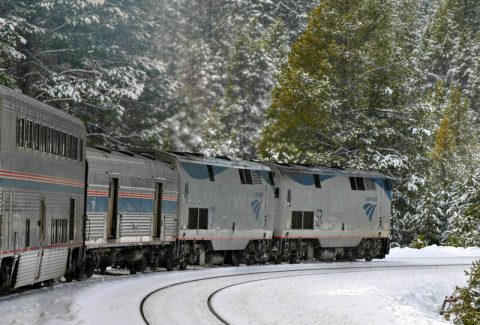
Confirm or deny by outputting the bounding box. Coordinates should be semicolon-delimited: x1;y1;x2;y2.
179;261;187;270
364;253;373;262
231;252;240;267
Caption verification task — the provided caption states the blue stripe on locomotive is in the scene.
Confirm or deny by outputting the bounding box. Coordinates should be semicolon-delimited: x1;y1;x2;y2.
0;178;83;195
181;162;229;179
374;178;393;200
86;196;177;214
286;172;334;186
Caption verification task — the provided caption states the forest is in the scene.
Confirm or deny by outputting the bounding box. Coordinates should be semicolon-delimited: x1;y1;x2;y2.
0;0;479;252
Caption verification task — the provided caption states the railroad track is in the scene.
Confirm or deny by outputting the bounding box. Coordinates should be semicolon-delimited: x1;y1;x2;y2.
139;262;474;325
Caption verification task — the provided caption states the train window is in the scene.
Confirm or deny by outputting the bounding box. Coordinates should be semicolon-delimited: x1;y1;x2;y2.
52;129;58;155
51;219;56;244
16;117;25;147
26;120;33;149
198;208;208;229
357;177;365;190
303;212;314;229
268;172;275;186
207;165;215;182
313;174;321;188
63;219;68;243
291;211;303;229
25;219;30;247
239;169;246;184
350;177;366;191
188;208;198;229
45;127;50;153
349;177;357;190
251;171;262;184
79;139;84;161
274;187;280;198
245;170;253;184
71;137;77;160
188;208;208;230
66;134;71;158
39;125;45;152
239;169;254;184
365;178;376;190
33;123;40;150
61;132;66;157
384;179;393;191
291;211;314;229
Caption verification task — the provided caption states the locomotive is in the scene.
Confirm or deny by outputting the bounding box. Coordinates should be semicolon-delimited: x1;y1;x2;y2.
0;86;392;293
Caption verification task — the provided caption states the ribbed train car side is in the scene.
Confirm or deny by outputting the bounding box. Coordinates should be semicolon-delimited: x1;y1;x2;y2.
264;163;391;262
84;147;179;274
0;86;86;293
156;152;275;266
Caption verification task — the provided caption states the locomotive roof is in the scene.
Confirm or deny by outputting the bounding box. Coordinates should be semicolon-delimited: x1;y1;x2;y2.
87;146;171;168
263;162;390;179
0;85;85;128
163;152;271;171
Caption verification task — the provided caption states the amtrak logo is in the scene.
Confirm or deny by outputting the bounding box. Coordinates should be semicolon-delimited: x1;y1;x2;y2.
363;203;376;222
251;200;262;220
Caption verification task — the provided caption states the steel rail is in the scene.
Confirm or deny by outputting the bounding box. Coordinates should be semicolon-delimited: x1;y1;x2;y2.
140;263;472;325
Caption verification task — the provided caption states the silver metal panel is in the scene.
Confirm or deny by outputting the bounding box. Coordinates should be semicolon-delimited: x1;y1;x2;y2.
163;214;177;239
157;152;276;251
265;163;391;248
86;214;105;240
14;250;40;288
120;214;151;237
37;248;68;282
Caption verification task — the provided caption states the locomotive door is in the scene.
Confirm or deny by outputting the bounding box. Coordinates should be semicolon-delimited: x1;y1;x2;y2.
153;182;163;238
107;178;119;239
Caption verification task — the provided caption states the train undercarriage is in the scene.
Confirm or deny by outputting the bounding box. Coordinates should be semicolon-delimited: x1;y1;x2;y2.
85;237;390;275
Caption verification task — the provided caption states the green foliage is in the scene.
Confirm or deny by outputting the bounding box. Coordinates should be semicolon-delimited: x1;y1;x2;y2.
444;261;480;324
410;234;429;249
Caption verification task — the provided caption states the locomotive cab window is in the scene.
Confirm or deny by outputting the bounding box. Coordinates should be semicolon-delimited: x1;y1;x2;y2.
239;169;262;185
384;179;393;191
349;177;366;191
365;178;376;190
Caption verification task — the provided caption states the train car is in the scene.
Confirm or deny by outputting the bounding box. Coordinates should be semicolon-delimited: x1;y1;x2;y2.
84;147;179;274
155;152;276;266
262;162;391;263
0;86;86;293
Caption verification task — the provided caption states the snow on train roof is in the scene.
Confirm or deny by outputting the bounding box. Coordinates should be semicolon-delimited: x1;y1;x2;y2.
264;162;390;178
165;152;271;171
0;85;85;128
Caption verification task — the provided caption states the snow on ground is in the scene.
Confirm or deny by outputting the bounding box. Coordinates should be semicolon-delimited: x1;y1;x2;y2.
0;246;478;325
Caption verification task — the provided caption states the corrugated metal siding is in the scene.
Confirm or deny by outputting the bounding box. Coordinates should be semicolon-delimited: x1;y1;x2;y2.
87;214;105;240
120;214;151;237
37;248;68;282
163;214;177;238
14;250;40;288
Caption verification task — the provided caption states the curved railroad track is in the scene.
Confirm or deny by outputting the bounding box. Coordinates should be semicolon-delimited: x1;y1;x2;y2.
140;262;473;325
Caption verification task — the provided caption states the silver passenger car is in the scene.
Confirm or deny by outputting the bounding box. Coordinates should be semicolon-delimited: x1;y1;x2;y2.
0;86;86;292
262;162;391;262
156;152;276;266
85;147;178;273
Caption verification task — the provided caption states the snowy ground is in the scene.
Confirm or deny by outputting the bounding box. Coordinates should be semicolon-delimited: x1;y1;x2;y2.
0;246;478;325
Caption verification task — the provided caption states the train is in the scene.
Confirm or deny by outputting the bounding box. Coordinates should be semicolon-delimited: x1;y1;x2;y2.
0;86;392;293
